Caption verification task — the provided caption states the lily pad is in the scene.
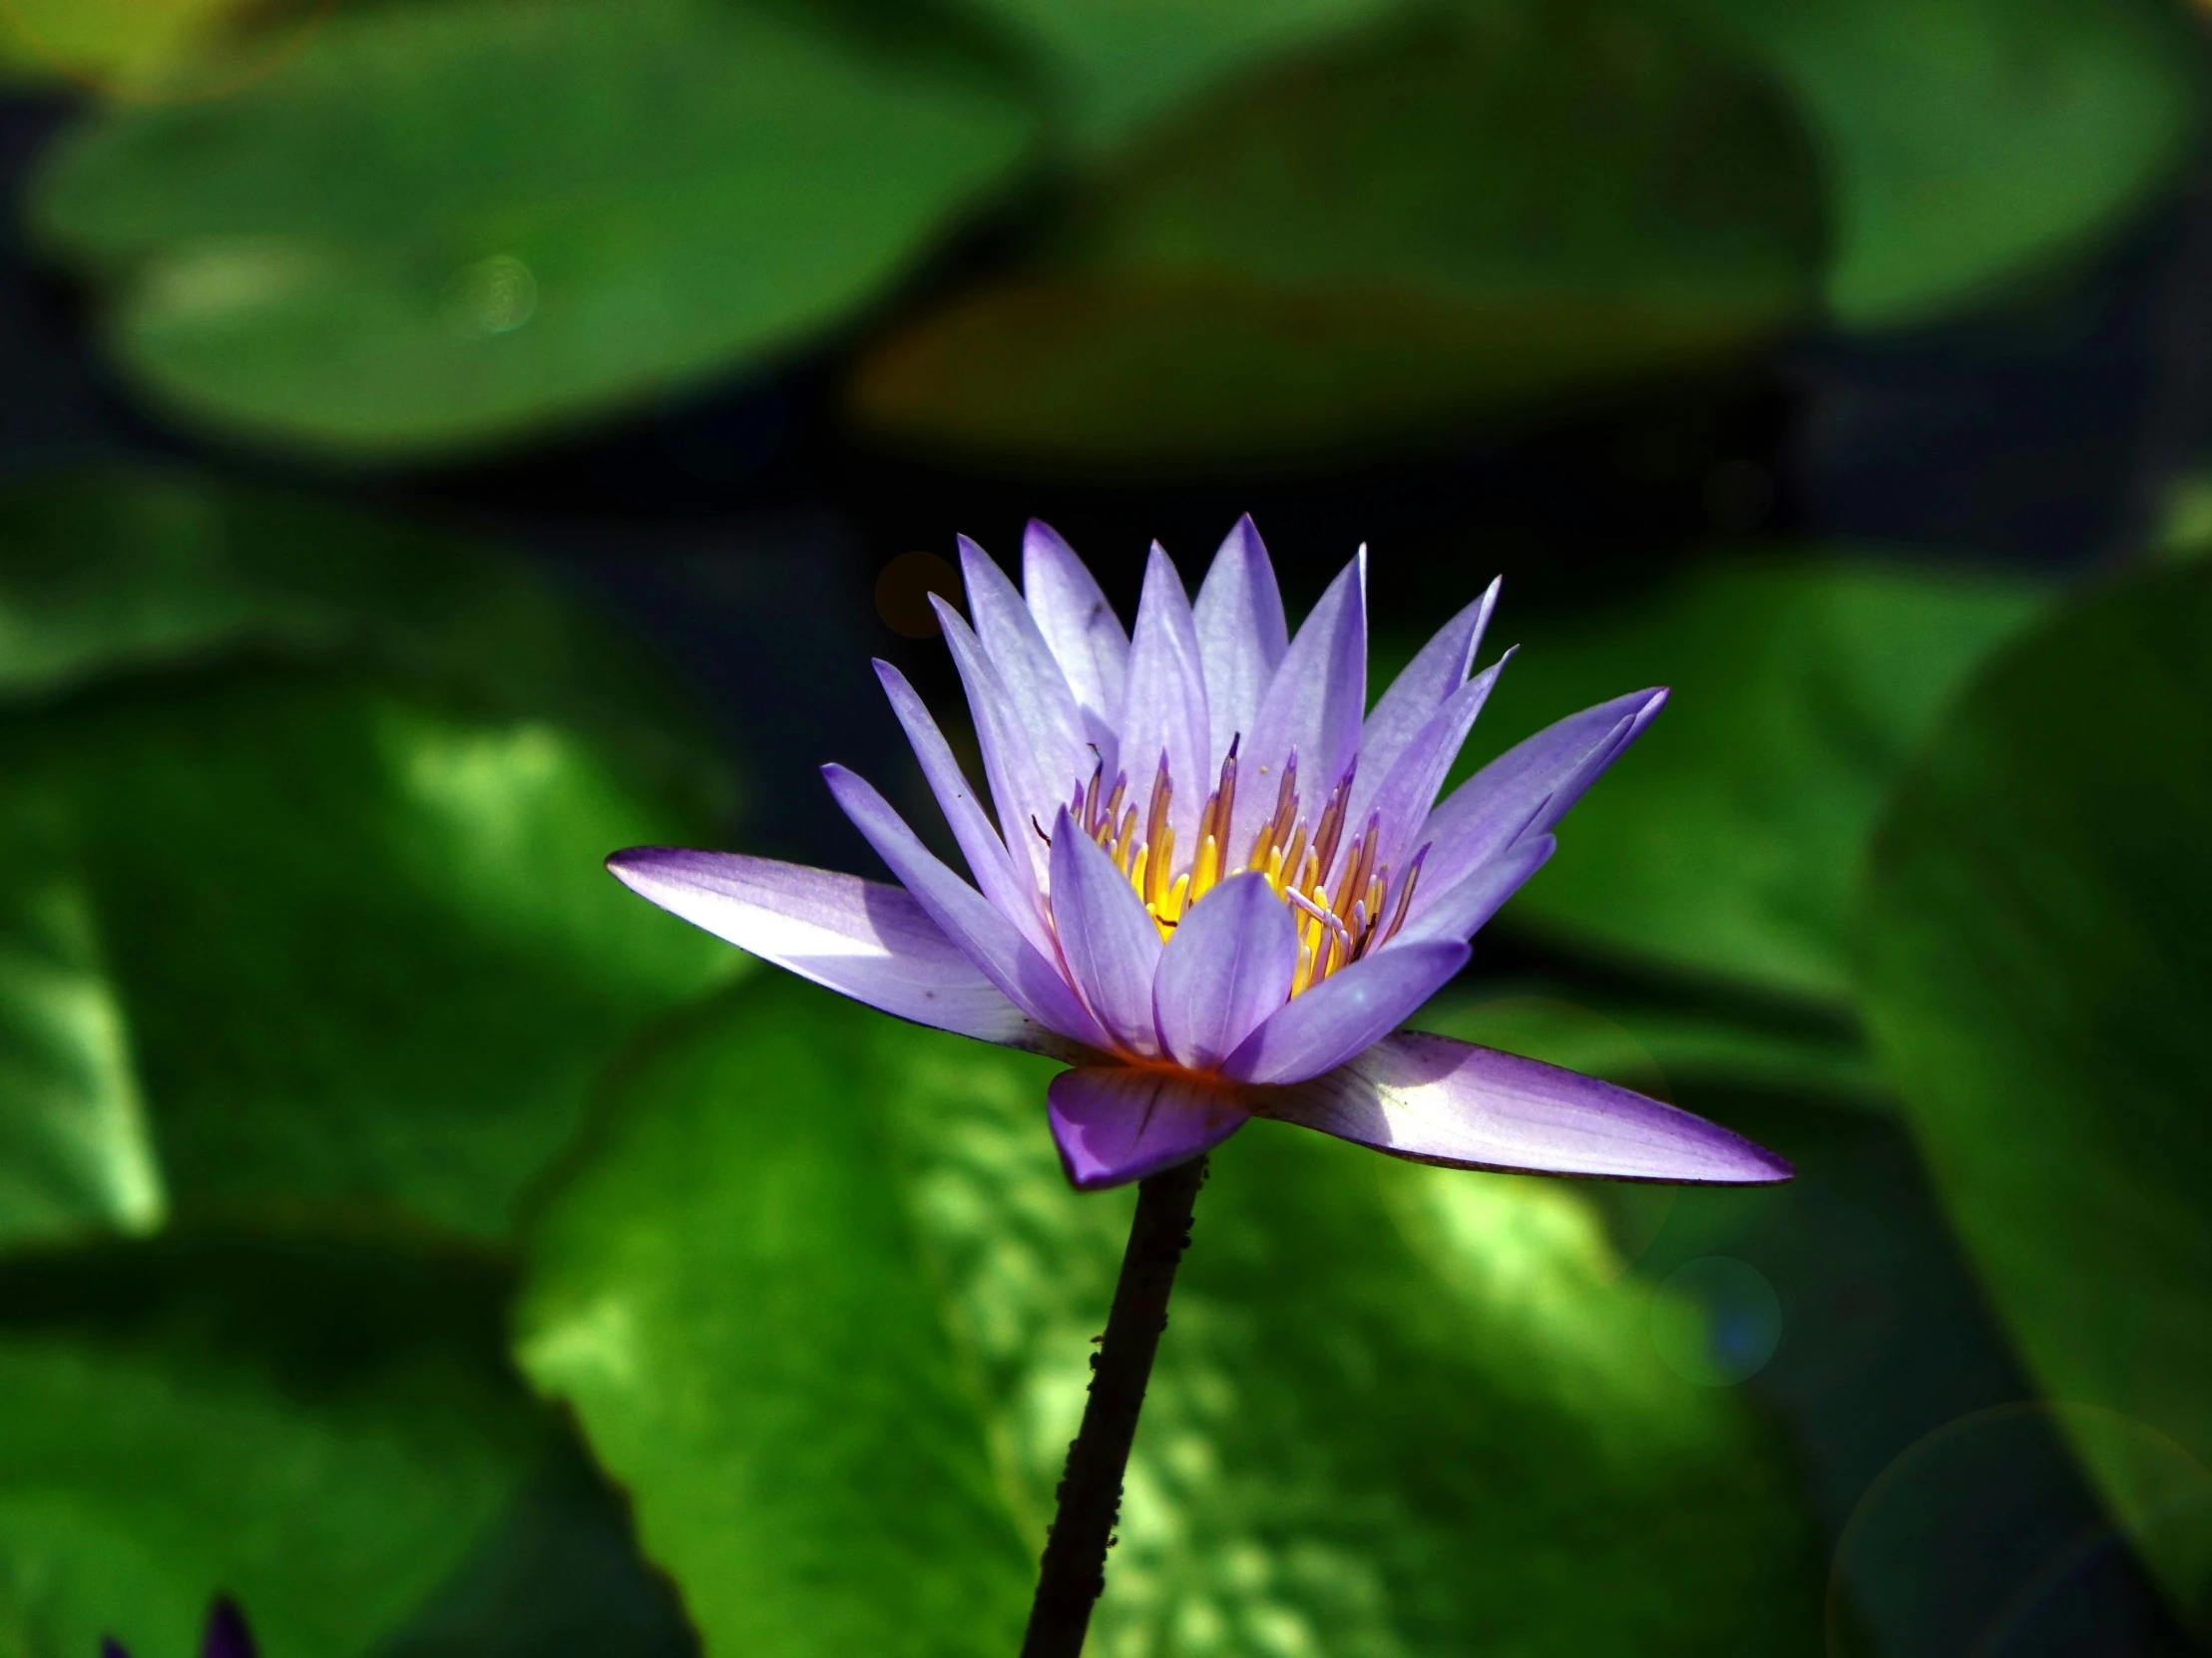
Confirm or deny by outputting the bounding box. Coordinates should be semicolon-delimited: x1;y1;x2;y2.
1858;560;2212;1632
0;1237;540;1658
0;785;164;1252
518;974;1826;1655
963;0;1400;152
1429;555;2043;1008
31;0;1035;456
1415;985;1887;1107
1663;0;2205;326
0;670;736;1245
849;1;1823;466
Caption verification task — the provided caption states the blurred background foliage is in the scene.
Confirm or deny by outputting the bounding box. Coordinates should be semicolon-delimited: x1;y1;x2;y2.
0;0;2208;1654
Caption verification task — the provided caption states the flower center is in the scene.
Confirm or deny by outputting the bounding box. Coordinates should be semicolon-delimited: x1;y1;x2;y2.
1066;742;1426;995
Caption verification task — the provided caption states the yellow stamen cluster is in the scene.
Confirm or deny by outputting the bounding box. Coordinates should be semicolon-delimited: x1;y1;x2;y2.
1069;742;1425;995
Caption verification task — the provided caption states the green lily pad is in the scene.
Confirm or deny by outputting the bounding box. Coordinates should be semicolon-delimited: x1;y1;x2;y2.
849;1;1822;467
1415;985;1887;1107
518;974;1826;1655
0;467;730;817
1663;0;2205;326
31;0;1035;457
1858;560;2212;1633
0;1237;540;1658
0;670;736;1245
965;0;1400;153
0;785;164;1252
1430;555;2044;1009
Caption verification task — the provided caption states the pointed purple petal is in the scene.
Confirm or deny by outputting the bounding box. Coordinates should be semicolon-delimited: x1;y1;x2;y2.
1365;649;1510;876
1227;551;1367;864
201;1599;257;1658
102;1641;131;1658
1023;519;1127;765
1419;688;1666;899
608;847;1057;1050
822;765;1110;1050
1350;579;1499;828
1191;514;1289;768
1050;807;1165;1056
1220;939;1469;1085
1117;543;1211;847
933;598;1062;891
958;534;1088;789
1262;1031;1793;1183
1047;1065;1249;1189
1152;872;1297;1070
1392;834;1554;947
873;659;1053;956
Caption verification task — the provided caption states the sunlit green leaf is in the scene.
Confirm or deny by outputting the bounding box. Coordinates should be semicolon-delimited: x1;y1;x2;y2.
32;0;1034;456
1858;560;2212;1632
519;975;1826;1655
0;785;164;1252
0;672;737;1246
1661;0;2205;326
1429;555;2043;1008
850;1;1822;466
0;1238;541;1658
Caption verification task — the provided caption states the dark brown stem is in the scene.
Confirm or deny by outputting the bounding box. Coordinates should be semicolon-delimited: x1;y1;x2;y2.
1020;1155;1209;1658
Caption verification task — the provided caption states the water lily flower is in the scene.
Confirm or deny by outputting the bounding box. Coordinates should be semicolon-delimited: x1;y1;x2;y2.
103;1597;255;1658
610;519;1789;1193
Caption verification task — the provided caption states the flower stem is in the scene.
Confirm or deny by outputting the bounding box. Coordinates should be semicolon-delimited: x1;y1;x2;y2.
1021;1154;1209;1658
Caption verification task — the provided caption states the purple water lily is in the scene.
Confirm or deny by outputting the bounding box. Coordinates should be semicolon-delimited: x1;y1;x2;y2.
102;1598;255;1658
610;517;1787;1193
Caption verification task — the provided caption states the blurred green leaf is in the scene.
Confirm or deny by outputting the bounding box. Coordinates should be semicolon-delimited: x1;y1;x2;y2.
850;0;1823;467
1434;555;2043;1008
0;0;307;99
1858;560;2212;1633
0;1238;540;1658
31;0;1035;457
964;0;1401;152
0;670;736;1245
0;466;730;818
1415;984;1887;1106
519;975;1826;1655
0;785;164;1252
1662;0;2205;326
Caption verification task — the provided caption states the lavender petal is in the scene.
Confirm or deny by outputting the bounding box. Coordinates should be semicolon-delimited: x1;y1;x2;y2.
958;534;1088;791
933;598;1062;891
1117;543;1212;848
822;764;1110;1050
1220;938;1469;1085
1192;514;1289;768
606;846;1052;1050
1228;551;1367;861
1152;872;1298;1069
1392;834;1554;946
1047;1064;1249;1189
874;659;1054;956
200;1599;257;1658
1350;579;1499;828
1419;688;1666;899
1023;519;1127;763
1049;806;1166;1056
1366;649;1510;876
1261;1031;1794;1183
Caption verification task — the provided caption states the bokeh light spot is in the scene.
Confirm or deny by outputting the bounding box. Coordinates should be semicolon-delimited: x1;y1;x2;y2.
1651;1255;1781;1386
446;254;538;336
876;551;963;639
